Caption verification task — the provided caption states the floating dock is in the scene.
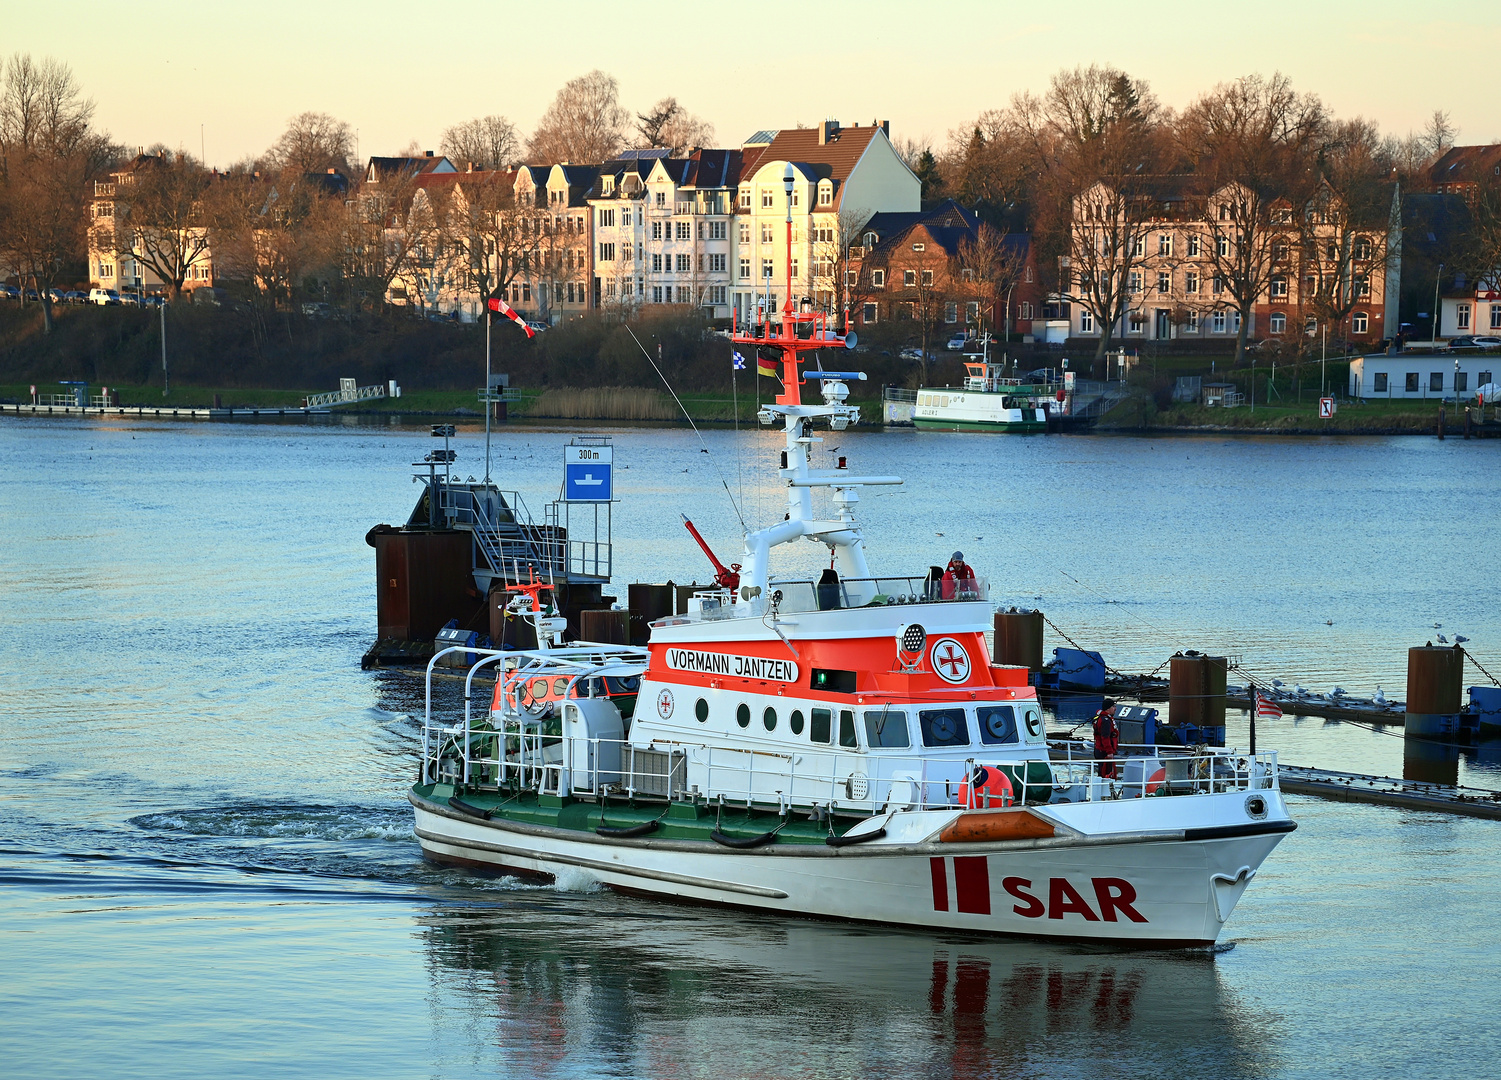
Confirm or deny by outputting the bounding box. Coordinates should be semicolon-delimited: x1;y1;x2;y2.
1;402;324;419
1280;765;1501;820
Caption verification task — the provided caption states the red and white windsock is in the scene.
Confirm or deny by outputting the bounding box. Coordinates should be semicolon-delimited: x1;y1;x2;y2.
486;295;534;338
1254;690;1283;721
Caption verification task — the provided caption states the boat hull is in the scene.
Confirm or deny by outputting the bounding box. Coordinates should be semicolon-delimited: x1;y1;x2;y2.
912;416;1047;433
410;791;1290;947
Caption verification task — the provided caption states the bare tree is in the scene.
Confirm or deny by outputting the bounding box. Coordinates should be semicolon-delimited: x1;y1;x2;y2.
211;169;344;310
109;152;216;302
527;70;629;164
441;115;519;171
908;246;950;384
446;174;543;312
953;223;1028;340
1015;66;1168;367
343;164;424;310
636;97;714;157
1298;118;1397;352
0;54;110;331
0;53;95;154
267;111;353;175
1180;72;1326;366
946;109;1032;220
1421;109;1457;162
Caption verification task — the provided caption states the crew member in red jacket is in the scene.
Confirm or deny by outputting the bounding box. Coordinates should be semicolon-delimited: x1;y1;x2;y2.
940;551;977;599
1092;699;1120;778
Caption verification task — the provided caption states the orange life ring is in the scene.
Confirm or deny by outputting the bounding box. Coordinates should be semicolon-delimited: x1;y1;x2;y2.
1145;767;1167;795
957;766;1014;809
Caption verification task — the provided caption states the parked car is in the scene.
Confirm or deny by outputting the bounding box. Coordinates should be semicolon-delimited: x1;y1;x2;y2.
22;288;40;301
1473;336;1501;348
898;346;930;362
0;284;19;300
1024;367;1056;383
1446;335;1480;351
143;295;166;309
191;287;226;307
945;333;968;351
525;320;550;333
301;301;332;318
119;292;143;307
63;290;87;304
89;288;121;305
46;288;66;304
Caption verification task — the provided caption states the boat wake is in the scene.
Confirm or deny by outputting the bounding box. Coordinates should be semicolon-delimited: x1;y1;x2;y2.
129;803;415;843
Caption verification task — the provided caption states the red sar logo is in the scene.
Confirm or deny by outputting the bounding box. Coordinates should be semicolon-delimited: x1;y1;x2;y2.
656;688;675;719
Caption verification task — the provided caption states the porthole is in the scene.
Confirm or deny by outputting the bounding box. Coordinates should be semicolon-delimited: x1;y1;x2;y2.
695;698;709;723
763;707;778;731
736;703;750;728
553;677;570;695
790;709;805;735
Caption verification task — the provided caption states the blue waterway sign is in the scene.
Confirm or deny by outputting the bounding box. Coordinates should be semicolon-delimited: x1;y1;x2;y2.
564;443;613;501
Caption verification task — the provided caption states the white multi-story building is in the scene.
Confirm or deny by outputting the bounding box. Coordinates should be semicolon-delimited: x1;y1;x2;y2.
590;149;740;318
729;121;920;324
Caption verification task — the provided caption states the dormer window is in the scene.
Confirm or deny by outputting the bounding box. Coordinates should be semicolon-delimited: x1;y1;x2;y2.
818;183;833;207
912;243;925;252
739;186;750;209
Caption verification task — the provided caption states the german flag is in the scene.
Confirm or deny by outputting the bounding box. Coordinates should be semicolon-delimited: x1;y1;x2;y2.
757;358;779;378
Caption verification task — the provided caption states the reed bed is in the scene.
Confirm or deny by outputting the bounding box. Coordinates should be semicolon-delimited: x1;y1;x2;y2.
526;386;676;420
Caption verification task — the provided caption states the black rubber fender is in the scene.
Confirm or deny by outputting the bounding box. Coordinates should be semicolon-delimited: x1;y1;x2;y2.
448;796;492;820
595;819;661;838
825;826;888;847
710;827;779;849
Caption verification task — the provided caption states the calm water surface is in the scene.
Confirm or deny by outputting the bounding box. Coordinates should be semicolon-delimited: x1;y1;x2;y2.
2;416;1498;1078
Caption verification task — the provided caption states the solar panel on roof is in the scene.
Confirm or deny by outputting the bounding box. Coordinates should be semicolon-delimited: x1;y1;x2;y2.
744;130;779;146
617;149;671;161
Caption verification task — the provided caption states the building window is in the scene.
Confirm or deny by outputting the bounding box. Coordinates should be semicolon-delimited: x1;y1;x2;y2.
1157;271;1170;294
1216;235;1230;257
1212;311;1227;334
1212;275;1223;295
921;269;933;286
1132;236;1145;256
653;286;663;303
1352;236;1372;260
1405;372;1419;392
1128;270;1142;293
818;184;832;206
1457;303;1471;330
762;259;774;279
945;302;958;323
761;189;774;208
655;192;666;207
652;253;662;272
901;269;915;287
597;208;614;227
1354;274;1370;297
1270;275;1287;299
871;269;885;287
1185;270;1199;294
790;258;798;278
1480;370;1493;387
1457;371;1469;392
1270;313;1286;333
1373;372;1388;392
709;221;726;241
1129;311;1145;334
1186;310;1200;333
739;258;751;278
709;253;726;272
522;282;531;301
621;208;631;226
1019;301;1032;320
676;221;691;241
598;243;614;262
1187;234;1200;257
1080;309;1094;333
651;221;662;240
1158;233;1173;256
912;242;925;252
1352;312;1369;334
739;222;750;244
760;223;774;244
1430;372;1444;392
739;187;750;209
676;254;691;272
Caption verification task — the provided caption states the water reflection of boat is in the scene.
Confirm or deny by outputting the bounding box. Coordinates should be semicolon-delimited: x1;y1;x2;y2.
418;897;1280;1077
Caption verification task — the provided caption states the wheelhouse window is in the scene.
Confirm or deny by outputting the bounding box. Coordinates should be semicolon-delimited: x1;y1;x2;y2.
863;709;911;749
976;706;1018;745
918;708;969;748
838;710;857;748
810;708;832;744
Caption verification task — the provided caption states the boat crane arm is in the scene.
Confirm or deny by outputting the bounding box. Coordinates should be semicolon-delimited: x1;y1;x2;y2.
682;515;741;592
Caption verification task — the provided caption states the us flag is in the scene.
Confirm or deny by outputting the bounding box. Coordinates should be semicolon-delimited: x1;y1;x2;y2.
1254;690;1283;720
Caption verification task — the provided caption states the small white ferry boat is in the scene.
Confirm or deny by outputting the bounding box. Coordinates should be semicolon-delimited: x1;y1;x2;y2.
911;359;1053;433
409;185;1294;946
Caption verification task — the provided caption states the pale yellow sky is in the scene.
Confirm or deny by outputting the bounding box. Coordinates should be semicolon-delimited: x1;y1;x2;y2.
9;1;1498;167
